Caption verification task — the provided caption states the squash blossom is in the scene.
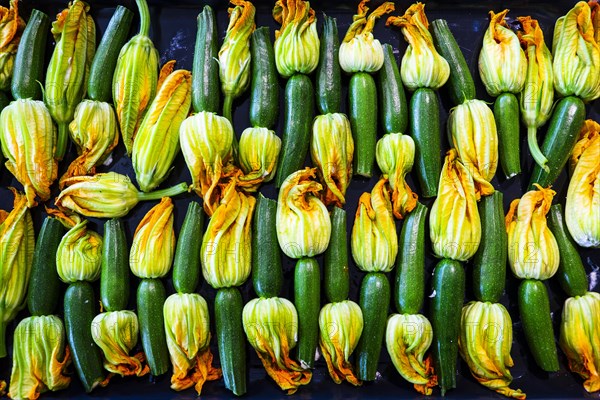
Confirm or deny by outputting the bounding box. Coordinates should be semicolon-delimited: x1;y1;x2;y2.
505;184;559;280
591;0;600;42
319;300;363;386
0;99;58;207
8;315;71;400
56;172;188;218
560;291;600;393
553;1;600;102
386;2;449;90
45;0;95;160
276;168;331;259
132;65;192;192
518;16;554;172
180;111;235;216
164;293;221;395
272;0;319;78
351;178;398;272
376;133;417;219
459;301;526;399
91;310;149;377
130;197;175;279
201;180;255;288
311;113;354;207
0;0;25;91
218;0;255;120
339;0;395;73
448;99;498;198
386;313;436;395
566;120;600;248
0;188;34;358
430;149;481;261
113;0;159;155
243;297;311;394
479;10;527;97
47;208;102;283
60;100;119;187
238;126;281;192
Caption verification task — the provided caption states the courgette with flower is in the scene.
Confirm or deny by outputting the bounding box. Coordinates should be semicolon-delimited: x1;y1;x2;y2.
479;9;526;178
340;0;394;178
387;3;450;197
529;1;598;189
272;0;319;187
45;0;95;160
351;179;396;381
0;0;25;94
506;185;560;372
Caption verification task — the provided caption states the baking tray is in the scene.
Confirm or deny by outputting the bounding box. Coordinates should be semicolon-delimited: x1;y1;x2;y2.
0;0;599;399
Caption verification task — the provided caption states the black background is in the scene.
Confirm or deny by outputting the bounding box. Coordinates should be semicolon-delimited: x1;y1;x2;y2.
0;0;599;399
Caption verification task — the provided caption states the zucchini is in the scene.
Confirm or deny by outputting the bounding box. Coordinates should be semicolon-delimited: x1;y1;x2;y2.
252;194;282;298
64;281;105;392
528;96;585;190
324;207;350;304
431;19;476;105
395;202;427;315
101;219;129;312
11;9;49;101
518;279;559;372
88;6;134;102
215;287;247;396
274;74;314;187
294;257;320;368
249;27;279;129
316;15;341;115
27;217;64;316
430;259;465;395
472;191;507;303
192;5;220;114
172;201;204;294
378;44;408;135
349;72;377;178
494;92;521;178
355;272;390;381
137;278;170;376
410;88;441;198
547;204;589;297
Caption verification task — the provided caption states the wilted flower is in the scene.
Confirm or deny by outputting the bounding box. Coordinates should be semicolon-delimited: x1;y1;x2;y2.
238;126;281;192
0;0;25;91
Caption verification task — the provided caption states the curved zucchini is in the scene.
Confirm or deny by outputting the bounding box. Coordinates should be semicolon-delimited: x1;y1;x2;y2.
378;44;408;135
324;207;350;304
294;257;320;368
172;201;204;294
192;5;220;114
316;15;341;115
252;193;283;298
101;219;130;312
137;278;170;376
249;27;279;129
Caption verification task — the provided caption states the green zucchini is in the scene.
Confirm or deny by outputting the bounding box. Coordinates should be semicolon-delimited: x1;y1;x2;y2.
27;217;64;316
350;72;377;178
431;19;476;105
547;204;589;297
355;272;390;381
192;5;220;114
528;96;585;190
378;44;408;135
172;201;204;294
472;191;507;303
324;207;350;303
274;74;314;187
294;257;320;368
395;202;427;315
137;278;170;376
11;9;49;101
215;287;247;396
249;27;279;129
518;279;559;372
494;92;521;178
430;259;465;395
410;88;441;198
316;15;341;115
88;6;134;102
64;281;105;392
101;219;129;312
252;194;282;298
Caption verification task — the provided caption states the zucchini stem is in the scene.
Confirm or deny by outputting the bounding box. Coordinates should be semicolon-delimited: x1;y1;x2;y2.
55;122;69;160
0;319;6;358
136;0;151;37
137;182;188;201
528;126;549;173
223;94;233;123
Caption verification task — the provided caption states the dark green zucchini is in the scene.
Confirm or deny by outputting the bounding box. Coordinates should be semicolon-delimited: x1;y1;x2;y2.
252;194;283;298
350;72;377;178
192;5;220;114
324;207;350;304
378;44;408;135
316;15;341;115
100;219;129;312
495;92;521;178
172;201;204;294
249;27;279;129
294;257;320;368
137;278;170;376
